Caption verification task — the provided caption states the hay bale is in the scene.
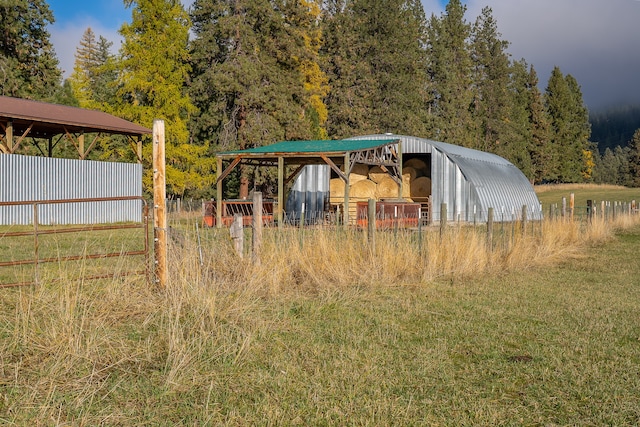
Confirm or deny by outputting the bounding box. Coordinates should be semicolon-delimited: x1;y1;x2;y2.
368;166;388;183
349;163;370;184
402;166;421;182
410;176;432;199
404;158;428;174
330;178;345;204
350;179;377;201
376;176;400;199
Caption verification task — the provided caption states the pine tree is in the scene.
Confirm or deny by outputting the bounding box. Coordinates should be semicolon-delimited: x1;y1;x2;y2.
0;0;63;101
627;129;640;187
297;0;330;139
322;0;429;138
425;0;476;147
189;0;313;197
117;0;214;198
470;7;512;152
69;29;118;110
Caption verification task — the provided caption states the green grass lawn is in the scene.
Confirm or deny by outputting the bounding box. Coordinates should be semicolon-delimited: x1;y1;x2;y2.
536;184;640;208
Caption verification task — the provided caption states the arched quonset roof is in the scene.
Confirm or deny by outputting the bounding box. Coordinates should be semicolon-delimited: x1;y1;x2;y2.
348;134;542;222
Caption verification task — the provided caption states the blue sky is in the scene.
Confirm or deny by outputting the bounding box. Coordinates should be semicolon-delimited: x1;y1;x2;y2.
47;0;640;111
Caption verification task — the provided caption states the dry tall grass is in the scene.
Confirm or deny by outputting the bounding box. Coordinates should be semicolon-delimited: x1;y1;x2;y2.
1;213;640;424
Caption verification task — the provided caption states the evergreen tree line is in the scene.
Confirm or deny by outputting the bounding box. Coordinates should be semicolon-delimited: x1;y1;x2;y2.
2;0;640;197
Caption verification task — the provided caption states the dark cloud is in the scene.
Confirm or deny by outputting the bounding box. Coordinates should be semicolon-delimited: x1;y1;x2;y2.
464;0;640;110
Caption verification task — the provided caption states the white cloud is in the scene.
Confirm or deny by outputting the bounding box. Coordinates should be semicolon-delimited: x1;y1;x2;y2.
50;19;122;78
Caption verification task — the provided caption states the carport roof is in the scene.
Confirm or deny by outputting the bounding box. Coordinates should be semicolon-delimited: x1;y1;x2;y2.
0;95;151;137
217;139;398;157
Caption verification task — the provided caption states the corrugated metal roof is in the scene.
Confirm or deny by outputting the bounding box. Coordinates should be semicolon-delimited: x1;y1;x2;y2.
218;139;397;156
348;134;542;221
0;96;151;137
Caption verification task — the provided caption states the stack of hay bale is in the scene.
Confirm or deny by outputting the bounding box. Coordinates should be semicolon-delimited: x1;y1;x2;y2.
329;160;431;218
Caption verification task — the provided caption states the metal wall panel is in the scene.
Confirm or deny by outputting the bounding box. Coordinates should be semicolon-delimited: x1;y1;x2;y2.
0;154;142;225
286;164;330;222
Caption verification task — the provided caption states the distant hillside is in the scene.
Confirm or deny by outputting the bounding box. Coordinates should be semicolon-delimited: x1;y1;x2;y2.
590;105;640;153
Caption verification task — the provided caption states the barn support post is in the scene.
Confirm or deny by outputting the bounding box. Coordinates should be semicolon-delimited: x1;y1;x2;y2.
278;156;284;228
487;207;494;252
343;152;350;229
78;131;85;159
252;191;262;264
216;157;223;229
152;119;168;289
6;120;13;152
397;140;403;199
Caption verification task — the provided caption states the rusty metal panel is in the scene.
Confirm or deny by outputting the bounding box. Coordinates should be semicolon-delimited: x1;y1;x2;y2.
0;154;142;225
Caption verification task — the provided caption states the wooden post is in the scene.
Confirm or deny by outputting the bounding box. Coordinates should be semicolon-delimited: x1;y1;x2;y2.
570;193;575;221
278;156;284;228
137;137;143;164
78;131;85;159
153;119;168;288
343;152;350;229
562;197;567;220
521;205;527;237
440;203;447;238
230;214;244;258
216;157;223;229
367;198;376;247
487;207;494;252
6;120;13;152
252;192;262;264
587;200;593;224
397;140;403;199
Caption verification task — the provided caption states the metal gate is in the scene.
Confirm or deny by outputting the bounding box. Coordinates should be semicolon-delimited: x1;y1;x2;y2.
0;196;149;288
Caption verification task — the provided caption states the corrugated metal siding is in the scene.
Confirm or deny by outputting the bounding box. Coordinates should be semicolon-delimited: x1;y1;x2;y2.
286;164;329;222
0;154;142;225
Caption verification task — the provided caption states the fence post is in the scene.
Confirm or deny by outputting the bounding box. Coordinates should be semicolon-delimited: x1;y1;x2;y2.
231;214;244;258
152;119;168;289
570;193;575;221
587;200;593;224
487;207;494;252
562;197;567;220
440;203;447;238
252;192;262;264
367;198;376;248
521;205;527;237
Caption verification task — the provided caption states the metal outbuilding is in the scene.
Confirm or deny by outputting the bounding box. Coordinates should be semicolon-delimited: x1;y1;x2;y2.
287;134;542;223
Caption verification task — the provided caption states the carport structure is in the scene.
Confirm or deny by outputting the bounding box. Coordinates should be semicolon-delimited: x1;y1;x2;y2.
0;95;151;160
216;138;401;228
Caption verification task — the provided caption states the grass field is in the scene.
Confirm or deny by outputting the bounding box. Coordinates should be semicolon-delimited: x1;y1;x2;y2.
0;184;640;425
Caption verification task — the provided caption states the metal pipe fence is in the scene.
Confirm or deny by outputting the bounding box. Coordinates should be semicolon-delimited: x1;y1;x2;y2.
0;196;150;288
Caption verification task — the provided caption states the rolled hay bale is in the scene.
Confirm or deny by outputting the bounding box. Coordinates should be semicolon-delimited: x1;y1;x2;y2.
376;176;401;199
368;166;388;183
329;178;345;204
349;163;370;184
404;158;428;174
402;166;421;182
350;179;377;201
410;176;432;199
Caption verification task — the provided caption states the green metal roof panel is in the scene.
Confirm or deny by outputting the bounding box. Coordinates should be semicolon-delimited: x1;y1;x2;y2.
218;139;398;156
